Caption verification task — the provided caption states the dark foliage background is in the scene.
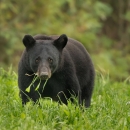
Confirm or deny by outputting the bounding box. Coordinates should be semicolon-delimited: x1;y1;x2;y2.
0;0;130;81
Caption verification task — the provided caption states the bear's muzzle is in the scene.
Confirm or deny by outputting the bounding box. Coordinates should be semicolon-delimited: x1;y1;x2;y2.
37;67;51;80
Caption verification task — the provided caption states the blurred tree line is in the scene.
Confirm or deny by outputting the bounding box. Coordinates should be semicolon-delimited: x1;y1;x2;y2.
0;0;130;81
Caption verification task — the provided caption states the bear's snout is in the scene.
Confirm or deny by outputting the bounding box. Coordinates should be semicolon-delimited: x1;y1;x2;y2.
38;67;51;80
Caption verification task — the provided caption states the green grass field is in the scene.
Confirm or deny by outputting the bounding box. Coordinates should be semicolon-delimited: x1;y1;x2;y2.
0;68;130;130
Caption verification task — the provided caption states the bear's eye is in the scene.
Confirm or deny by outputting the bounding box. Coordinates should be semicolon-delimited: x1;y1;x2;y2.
35;57;40;64
48;57;53;63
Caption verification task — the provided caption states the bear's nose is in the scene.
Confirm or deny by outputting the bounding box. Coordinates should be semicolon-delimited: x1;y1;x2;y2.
40;72;49;80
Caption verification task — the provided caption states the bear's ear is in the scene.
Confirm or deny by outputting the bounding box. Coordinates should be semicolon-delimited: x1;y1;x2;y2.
22;35;36;50
53;34;68;51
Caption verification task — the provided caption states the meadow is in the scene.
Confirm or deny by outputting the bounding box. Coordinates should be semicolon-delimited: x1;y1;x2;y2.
0;67;130;130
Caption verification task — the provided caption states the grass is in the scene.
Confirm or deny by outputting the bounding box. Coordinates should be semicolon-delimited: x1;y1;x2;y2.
0;68;130;130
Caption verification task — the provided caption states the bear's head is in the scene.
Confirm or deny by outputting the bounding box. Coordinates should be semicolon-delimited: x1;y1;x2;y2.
22;34;68;80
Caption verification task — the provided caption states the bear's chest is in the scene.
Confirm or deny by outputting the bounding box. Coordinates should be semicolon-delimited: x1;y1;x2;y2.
40;74;67;98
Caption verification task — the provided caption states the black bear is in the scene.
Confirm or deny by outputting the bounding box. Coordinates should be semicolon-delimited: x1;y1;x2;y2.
18;34;95;107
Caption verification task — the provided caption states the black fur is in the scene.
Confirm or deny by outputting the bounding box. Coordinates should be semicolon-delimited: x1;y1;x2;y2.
18;34;95;107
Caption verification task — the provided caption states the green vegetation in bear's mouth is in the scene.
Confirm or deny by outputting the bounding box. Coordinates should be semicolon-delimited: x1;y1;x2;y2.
25;73;48;93
25;74;38;92
42;79;48;92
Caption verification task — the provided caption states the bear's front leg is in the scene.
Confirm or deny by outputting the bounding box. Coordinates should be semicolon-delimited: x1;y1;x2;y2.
20;87;41;106
19;90;30;105
18;64;41;105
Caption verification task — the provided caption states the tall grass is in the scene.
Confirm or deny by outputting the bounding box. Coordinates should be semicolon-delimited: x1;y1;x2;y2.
0;68;129;130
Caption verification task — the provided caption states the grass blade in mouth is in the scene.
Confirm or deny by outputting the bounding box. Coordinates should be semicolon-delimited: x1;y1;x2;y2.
25;72;48;93
20;73;49;104
25;75;38;92
35;79;41;91
25;73;35;76
42;79;48;93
